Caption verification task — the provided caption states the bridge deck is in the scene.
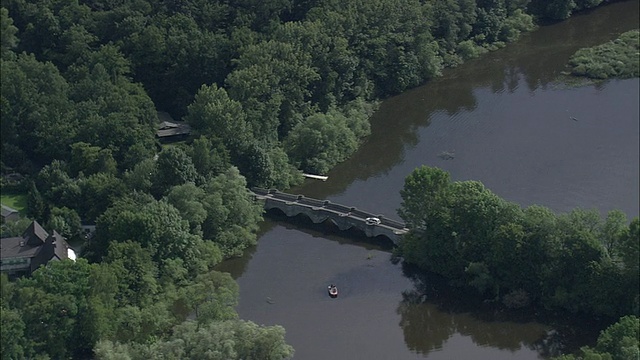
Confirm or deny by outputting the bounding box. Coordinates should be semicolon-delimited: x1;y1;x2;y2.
251;188;408;233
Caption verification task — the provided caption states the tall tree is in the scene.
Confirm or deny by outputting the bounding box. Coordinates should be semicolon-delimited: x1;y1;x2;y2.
226;39;320;142
153;146;200;196
0;7;18;59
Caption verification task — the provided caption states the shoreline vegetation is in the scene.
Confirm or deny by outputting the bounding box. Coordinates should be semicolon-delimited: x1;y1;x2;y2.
565;29;640;80
0;0;637;359
397;166;639;360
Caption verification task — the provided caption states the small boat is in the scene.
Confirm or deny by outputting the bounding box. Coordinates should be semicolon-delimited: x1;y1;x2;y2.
328;285;338;298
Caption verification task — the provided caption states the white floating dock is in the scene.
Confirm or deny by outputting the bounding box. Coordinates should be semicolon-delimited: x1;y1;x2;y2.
302;173;328;181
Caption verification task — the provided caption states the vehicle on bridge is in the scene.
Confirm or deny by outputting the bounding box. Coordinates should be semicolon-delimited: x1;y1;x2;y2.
365;217;381;225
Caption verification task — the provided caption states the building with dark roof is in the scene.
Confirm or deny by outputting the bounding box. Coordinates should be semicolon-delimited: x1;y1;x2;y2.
0;220;75;277
1;204;20;223
155;111;191;142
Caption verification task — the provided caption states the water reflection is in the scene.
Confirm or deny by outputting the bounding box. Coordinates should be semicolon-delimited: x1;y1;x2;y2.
397;265;603;358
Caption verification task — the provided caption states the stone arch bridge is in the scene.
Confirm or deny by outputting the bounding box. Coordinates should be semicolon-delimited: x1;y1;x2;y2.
251;188;408;245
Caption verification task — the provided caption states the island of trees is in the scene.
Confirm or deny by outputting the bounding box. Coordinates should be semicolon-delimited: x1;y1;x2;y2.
397;166;639;359
0;0;635;359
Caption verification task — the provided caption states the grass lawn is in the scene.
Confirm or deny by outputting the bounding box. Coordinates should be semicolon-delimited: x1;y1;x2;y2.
1;192;28;214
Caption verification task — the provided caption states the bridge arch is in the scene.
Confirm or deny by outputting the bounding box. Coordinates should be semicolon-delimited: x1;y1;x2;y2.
252;188;408;245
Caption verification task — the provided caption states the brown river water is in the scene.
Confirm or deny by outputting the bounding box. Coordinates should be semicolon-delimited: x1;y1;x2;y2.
218;2;639;359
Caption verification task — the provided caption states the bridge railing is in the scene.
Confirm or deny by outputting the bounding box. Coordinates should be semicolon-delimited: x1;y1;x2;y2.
250;187;407;230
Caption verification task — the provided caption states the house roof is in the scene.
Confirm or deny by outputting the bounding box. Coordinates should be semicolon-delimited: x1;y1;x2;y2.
23;221;49;246
51;231;69;261
1;205;18;218
0;236;43;259
155;110;191;138
156;122;191;138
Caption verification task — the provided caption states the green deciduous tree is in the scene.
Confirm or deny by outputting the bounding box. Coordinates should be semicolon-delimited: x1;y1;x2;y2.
47;206;82;241
554;316;639;360
10;259;113;359
188;136;231;179
185;84;252;155
226;39;320;142
0;7;18;59
154;146;200;196
0;306;28;360
69;142;118;177
77;172;126;222
103;241;159;308
95;319;294;360
165;183;207;233
93;197;200;266
201;167;263;257
1;53;76;165
285;109;359;175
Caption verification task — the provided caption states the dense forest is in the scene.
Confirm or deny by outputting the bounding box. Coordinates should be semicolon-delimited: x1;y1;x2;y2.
0;0;632;359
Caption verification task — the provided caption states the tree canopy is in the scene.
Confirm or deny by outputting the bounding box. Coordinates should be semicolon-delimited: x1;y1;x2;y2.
398;166;639;320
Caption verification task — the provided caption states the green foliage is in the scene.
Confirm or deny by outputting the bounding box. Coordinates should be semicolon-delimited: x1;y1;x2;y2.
4;259;115;358
123;158;157;193
153;146;200;196
226;39;320;142
553;316;639;360
0;306;27;360
175;271;239;325
0;217;31;238
0;191;27;214
201;167;264;257
233;141;302;189
567;30;640;79
187;136;231;179
76;172;126;222
104;241;159;308
185;84;251;155
284;99;373;175
47;206;82;241
91;196;200;267
595;316;639;360
166;183;208;233
1;53;75;165
0;7;18;59
285;109;359;174
26;181;47;223
528;0;576;20
69;142;117;177
95;319;294;360
398;166;639;319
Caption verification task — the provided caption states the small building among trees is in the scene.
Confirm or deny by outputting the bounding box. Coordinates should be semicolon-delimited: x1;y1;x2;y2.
0;220;75;278
156;111;191;142
1;204;20;223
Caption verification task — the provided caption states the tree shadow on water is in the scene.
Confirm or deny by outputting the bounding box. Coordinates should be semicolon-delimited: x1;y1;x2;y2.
396;263;600;358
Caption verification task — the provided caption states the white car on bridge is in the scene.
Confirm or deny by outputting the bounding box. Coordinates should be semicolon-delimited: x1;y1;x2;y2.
365;217;381;225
